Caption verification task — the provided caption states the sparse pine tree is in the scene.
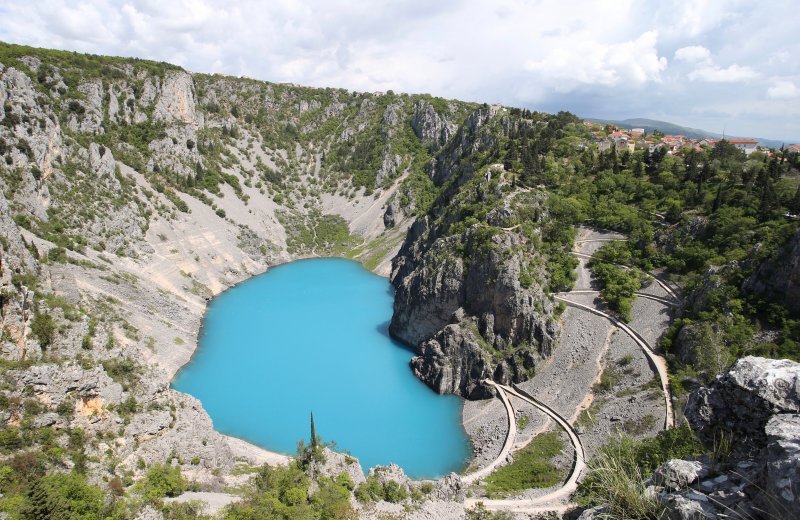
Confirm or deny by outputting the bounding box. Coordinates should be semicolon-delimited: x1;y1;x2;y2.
310;411;317;449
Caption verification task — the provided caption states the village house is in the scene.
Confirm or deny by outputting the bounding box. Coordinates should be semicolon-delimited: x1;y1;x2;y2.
728;138;759;155
630;128;645;137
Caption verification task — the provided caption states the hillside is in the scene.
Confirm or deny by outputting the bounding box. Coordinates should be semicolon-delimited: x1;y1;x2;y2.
2;41;800;518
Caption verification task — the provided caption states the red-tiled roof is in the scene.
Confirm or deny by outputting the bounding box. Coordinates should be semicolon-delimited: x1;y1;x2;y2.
728;138;758;144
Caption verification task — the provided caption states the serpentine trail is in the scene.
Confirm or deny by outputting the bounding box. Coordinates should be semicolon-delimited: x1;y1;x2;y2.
553;296;675;429
558;289;680;307
570;251;681;302
463;381;586;512
461;381;518;485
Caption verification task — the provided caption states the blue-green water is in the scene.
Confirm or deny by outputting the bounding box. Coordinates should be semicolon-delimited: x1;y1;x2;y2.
172;258;470;478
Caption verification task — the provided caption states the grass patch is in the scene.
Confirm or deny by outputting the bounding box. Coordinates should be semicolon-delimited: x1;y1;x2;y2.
576;398;604;429
483;431;565;497
576;424;703;516
592;365;621;394
516;413;530;431
619;414;658;436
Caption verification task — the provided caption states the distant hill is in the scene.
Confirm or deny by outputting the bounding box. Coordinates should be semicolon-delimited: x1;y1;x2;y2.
584;117;789;150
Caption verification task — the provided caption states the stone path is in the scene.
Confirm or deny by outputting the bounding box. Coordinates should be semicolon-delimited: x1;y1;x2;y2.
463;382;586;513
461;381;517;485
559;289;679;307
553;296;674;430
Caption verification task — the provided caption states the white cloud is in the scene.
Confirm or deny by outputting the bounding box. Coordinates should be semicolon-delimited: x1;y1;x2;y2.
524;31;667;89
687;64;758;83
674;45;711;64
0;0;798;140
768;80;800;99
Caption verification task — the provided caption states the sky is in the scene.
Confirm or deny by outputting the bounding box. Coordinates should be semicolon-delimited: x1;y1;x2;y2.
1;0;798;142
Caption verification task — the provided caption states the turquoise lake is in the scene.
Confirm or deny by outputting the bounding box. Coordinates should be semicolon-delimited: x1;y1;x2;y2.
172;258;471;478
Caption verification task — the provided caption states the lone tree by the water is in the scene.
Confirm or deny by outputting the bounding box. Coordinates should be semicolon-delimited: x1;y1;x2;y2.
310;411;317;449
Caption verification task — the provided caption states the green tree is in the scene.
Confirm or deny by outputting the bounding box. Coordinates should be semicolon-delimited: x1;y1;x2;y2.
30;312;56;348
21;473;105;520
134;464;186;503
310;412;317;449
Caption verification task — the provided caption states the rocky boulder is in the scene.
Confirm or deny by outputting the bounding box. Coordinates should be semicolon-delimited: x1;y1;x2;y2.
651;459;708;492
762;414;800;517
685;356;800;454
307;447;366;488
411;323;493;398
664;357;800;518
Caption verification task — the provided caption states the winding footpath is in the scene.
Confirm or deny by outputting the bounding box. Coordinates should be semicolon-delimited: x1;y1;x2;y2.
553;296;675;430
559;289;679;308
570;251;681;302
460;227;678;514
461;381;518;485
463;381;586;513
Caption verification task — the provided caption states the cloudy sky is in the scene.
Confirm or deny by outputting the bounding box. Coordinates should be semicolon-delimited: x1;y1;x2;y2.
1;0;798;141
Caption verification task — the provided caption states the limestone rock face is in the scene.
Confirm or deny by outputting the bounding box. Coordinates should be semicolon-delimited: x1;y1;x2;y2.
69;80;104;134
685;356;800;453
390;184;556;398
763;414;800;517
13;363;125;409
411;100;456;151
429;104;500;185
642;357;800;519
744;229;800;316
375;146;402;187
122;392;235;473
412;324;493;399
153;71;202;126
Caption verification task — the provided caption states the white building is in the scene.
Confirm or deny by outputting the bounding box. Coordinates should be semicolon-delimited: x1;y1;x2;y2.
728;138;759;155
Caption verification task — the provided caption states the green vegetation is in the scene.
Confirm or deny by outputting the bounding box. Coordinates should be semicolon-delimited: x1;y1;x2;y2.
354;474;408;503
223;461;354;519
133;464;187;503
278;210;359;256
588;260;644;322
577;424;703;517
30;312;56;348
483;431;566;497
0;451;122;519
101;357;141;391
593;365;621;394
0;41;180;91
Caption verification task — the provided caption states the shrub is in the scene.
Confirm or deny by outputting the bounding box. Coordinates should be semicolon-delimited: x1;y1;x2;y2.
30;312;56;348
576;439;663;519
21;473;104;519
134;464;186;502
577;425;703;516
47;247;68;263
383;480;407;503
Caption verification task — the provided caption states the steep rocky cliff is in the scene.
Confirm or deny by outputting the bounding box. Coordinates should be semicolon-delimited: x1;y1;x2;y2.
0;42;482;495
743;228;800;316
389;108;570;398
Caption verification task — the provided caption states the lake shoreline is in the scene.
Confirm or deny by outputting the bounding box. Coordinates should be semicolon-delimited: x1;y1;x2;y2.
172;257;473;479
